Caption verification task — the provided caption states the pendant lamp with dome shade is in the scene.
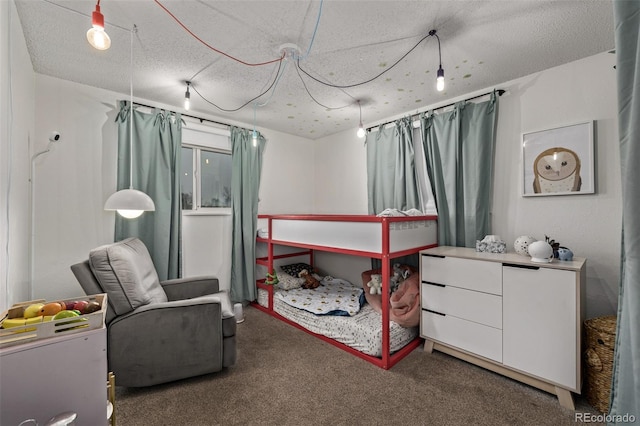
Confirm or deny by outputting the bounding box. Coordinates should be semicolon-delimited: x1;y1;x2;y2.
104;25;155;219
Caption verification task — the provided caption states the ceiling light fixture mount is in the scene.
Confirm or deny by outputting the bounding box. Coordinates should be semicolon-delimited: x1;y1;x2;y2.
87;0;111;50
104;25;155;219
429;29;445;92
278;43;302;61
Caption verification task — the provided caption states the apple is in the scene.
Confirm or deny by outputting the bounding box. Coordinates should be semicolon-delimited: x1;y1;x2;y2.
73;300;89;314
65;301;78;310
23;303;45;319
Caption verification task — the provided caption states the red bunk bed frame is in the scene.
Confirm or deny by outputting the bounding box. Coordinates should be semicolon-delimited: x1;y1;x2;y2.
252;214;438;370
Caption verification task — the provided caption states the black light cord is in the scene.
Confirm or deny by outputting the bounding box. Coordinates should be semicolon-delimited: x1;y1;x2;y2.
429;29;442;67
294;61;354;110
296;32;437;89
190;58;284;112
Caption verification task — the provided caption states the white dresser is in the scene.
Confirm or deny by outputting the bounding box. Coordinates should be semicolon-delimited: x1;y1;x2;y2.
420;246;586;409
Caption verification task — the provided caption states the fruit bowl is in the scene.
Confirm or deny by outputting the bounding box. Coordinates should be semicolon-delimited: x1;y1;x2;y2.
0;293;107;348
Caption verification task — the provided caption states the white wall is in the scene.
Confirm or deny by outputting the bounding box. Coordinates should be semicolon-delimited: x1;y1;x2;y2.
1;0;35;311
312;51;620;319
258;127;316;214
493;52;620;318
32;76;119;301
312;130;368;214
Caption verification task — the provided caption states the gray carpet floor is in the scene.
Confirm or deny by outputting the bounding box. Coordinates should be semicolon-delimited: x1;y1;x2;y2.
115;305;604;425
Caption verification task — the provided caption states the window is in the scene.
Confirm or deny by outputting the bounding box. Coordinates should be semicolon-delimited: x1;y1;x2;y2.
181;124;232;212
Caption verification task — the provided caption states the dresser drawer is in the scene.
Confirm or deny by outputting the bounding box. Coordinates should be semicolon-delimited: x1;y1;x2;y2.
421;310;503;362
421;283;502;329
421;255;502;295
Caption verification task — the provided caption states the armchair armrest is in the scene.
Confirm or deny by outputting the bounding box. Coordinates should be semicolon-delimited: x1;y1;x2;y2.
161;276;219;301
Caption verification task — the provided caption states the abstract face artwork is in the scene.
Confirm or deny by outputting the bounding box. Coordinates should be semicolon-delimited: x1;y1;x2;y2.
532;147;582;193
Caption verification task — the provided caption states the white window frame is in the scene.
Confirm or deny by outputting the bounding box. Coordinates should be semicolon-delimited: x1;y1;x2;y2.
181;121;232;216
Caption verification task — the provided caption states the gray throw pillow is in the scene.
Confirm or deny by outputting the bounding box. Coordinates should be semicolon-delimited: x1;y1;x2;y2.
89;237;167;315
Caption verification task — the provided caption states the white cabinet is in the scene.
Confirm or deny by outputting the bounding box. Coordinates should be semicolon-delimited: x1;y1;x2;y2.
0;326;108;426
420;246;586;410
502;265;579;390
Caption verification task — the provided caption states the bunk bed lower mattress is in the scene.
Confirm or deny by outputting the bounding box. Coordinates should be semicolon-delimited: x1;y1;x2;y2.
257;288;419;357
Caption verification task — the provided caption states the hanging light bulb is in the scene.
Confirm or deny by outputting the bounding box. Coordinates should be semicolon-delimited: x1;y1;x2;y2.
430;29;445;92
184;81;191;110
436;66;445;92
356;100;366;138
252;130;258;147
87;0;111;51
105;25;155;219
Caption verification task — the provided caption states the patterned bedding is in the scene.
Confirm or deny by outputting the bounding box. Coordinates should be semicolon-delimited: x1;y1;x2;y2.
257;287;418;357
275;277;365;316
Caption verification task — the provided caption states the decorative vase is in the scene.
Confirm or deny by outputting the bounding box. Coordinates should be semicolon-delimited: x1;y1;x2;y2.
514;235;537;256
528;240;554;263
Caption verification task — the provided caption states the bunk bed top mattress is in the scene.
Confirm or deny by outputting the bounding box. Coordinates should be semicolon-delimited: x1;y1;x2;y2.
257;288;418;357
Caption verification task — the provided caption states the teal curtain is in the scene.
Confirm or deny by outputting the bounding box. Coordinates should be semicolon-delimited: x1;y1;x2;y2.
609;1;640;422
366;116;420;214
230;127;265;303
420;92;498;247
114;101;182;280
366;116;421;269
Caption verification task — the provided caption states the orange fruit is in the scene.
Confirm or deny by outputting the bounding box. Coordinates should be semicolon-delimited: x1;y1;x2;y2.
40;302;63;316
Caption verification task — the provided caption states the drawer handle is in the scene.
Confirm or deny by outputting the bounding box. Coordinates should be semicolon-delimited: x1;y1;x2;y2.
423;254;445;258
422;281;445;287
503;262;540;270
425;309;446;316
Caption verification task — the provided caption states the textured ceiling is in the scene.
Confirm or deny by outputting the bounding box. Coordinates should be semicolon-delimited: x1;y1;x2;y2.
15;0;615;139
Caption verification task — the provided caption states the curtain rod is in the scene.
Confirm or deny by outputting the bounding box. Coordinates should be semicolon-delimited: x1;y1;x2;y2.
366;89;505;131
132;101;231;129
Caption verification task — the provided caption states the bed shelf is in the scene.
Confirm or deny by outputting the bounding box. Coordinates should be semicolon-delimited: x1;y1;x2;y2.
253;214;438;369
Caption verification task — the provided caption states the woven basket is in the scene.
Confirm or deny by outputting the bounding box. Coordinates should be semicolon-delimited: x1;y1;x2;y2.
583;315;617;413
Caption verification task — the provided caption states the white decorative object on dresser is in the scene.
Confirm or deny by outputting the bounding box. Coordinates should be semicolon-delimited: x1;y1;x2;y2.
420;246;586;410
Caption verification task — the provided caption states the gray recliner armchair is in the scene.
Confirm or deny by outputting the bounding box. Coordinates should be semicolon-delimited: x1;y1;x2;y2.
70;237;236;387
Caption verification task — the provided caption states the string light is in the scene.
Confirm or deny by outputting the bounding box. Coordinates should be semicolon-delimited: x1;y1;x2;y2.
437;66;445;91
429;30;445;92
357;100;366;138
87;0;111;50
184;81;191;110
154;3;444;130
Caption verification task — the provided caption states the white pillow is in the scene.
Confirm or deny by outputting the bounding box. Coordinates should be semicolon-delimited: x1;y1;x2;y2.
276;271;305;291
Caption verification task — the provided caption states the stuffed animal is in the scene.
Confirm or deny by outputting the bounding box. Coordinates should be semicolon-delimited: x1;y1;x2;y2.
265;270;279;285
367;274;383;295
299;269;321;289
390;263;411;293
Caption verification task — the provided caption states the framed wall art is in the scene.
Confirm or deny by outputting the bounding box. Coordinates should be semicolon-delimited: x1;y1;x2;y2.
522;121;595;197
